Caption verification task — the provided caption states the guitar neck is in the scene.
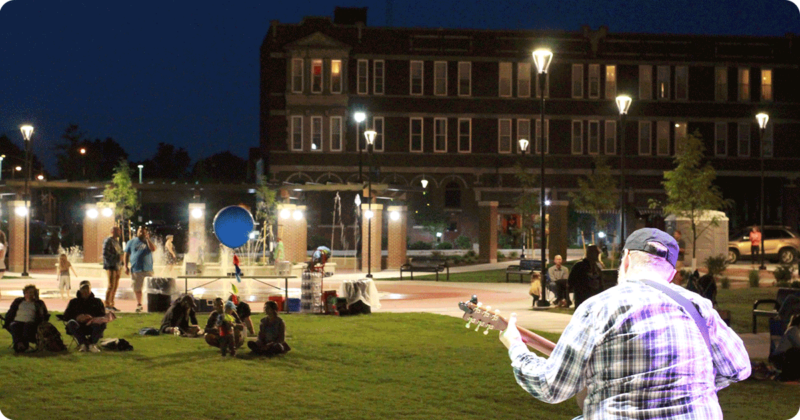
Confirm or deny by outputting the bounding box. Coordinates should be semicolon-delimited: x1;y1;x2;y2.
516;325;556;356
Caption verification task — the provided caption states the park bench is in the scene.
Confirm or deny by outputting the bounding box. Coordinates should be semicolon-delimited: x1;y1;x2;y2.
752;287;800;333
400;257;449;281
506;259;544;283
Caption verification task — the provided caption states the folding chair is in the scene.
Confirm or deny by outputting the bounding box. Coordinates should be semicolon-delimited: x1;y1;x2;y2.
55;314;78;350
2;314;41;352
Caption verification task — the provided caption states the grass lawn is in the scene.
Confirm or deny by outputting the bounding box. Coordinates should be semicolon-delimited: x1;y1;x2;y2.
1;312;797;420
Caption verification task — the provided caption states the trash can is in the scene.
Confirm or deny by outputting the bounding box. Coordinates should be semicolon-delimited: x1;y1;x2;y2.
146;277;175;313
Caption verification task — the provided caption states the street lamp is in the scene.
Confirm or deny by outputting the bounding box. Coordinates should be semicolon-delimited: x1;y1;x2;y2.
137;164;144;184
364;129;377;278
615;95;632;248
533;48;553;288
756;112;769;270
354;112;367;183
518;138;530;258
421;176;428;189
80;147;87;179
0;155;5;181
20;124;34;277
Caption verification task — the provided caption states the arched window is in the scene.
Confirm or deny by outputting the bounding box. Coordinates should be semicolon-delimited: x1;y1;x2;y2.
444;182;461;208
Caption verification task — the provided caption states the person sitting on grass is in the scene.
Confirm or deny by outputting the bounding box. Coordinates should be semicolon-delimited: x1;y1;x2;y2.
160;294;202;337
63;281;107;353
204;298;246;350
4;285;50;353
228;294;255;335
216;301;241;357
248;300;290;356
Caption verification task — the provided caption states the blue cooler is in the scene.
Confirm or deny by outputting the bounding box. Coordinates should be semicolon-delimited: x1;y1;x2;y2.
287;298;301;313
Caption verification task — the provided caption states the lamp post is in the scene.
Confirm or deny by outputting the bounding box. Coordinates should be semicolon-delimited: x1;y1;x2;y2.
20;125;34;277
518;138;530;259
137;164;144;184
0;155;4;181
80;147;87;179
354;112;367;183
615;95;632;248
364;129;377;278
756;112;769;270
533;48;553;287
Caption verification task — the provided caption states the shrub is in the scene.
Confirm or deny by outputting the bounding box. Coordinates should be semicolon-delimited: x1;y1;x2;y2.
465;249;477;258
748;270;761;288
409;241;433;250
704;254;729;277
509;251;519;259
497;251;505;260
720;276;730;289
773;264;793;287
498;234;514;249
436;241;453;250
449;255;463;265
431;250;443;259
455;235;472;250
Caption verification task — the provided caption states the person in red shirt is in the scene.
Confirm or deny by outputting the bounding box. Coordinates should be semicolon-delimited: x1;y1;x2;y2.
749;226;762;267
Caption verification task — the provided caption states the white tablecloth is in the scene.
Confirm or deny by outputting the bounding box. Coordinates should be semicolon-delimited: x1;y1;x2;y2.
338;279;381;309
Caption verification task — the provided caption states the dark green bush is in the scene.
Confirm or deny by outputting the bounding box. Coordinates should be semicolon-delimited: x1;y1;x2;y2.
454;235;472;250
436;241;453;250
773;264;793;287
748;270;761;288
409;241;433;250
704;254;729;277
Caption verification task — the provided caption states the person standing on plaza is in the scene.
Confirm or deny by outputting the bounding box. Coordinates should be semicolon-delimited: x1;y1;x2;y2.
749;226;762;268
673;229;686;270
102;226;123;311
548;255;570;307
567;245;603;309
124;226;156;313
164;234;177;275
56;254;78;300
0;230;7;275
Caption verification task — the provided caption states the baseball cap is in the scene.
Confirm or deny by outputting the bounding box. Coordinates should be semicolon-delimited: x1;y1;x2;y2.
623;228;679;268
79;280;91;289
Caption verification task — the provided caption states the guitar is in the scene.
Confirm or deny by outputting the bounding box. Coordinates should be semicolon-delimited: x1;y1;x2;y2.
458;295;587;411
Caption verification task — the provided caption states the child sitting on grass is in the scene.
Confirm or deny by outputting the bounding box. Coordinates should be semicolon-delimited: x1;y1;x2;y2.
218;301;238;357
247;300;290;356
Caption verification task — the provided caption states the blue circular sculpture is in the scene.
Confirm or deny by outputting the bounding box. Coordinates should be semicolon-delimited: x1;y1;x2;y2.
213;206;254;249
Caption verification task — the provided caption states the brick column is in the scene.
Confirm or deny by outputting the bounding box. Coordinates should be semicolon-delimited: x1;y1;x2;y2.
83;204;99;263
478;201;498;264
361;203;383;273
277;204;307;264
296;205;308;264
548;200;568;264
187;203;206;264
7;200;29;272
95;203;116;262
386;206;407;269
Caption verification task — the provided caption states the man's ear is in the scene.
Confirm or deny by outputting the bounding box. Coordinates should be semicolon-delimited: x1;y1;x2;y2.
667;269;677;283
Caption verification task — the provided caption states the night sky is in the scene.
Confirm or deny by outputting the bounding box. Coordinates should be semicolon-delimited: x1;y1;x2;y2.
2;0;799;174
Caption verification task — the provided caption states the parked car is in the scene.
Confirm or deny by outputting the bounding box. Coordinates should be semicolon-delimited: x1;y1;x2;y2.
727;225;800;264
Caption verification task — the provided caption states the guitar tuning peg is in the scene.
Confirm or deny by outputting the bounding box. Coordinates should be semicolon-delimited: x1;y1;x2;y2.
485;306;492;311
476;302;483;307
494;309;500;315
483;329;489;335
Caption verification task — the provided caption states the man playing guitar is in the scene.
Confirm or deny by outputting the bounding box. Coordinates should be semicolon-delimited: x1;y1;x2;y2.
499;228;750;419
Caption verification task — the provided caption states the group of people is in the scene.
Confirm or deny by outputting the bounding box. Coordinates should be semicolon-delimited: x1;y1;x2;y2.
530;245;612;310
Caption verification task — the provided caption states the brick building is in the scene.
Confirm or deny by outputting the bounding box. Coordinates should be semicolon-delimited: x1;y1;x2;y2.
256;7;800;251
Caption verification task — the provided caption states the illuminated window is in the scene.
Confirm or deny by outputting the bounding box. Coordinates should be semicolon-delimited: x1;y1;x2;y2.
605;121;616;155
330;60;342;93
738;123;751;157
311;117;322;150
458;62;471;96
605;65;616;100
572;120;583;154
657;121;669;156
458;119;471;153
715;122;728;156
357;60;369;94
715;67;727;101
410;118;423;152
657;66;670;100
498;119;512;153
291;58;303;93
738;68;750;101
675;66;688;100
434;118;447;152
434;61;447;96
499;62;512;97
374;60;384;95
518;62;531;97
572;64;583;98
330;117;342;151
639;65;652;100
517;119;530;153
291;116;303;151
638;121;652;155
311;59;323;93
761;69;772;101
410;61;423;95
588;64;600;99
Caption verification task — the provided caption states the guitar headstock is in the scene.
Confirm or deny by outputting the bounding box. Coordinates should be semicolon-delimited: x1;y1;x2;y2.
457;294;509;335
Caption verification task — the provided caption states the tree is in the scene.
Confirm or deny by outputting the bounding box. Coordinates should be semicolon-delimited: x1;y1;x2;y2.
53;124;84;180
87;137;128;181
650;131;731;268
568;155;618;236
52;125;128;181
142;142;191;179
513;162;539;252
103;159;139;243
192;151;247;183
414;202;449;243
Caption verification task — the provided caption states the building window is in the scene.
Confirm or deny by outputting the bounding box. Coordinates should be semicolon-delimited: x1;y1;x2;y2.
444;182;462;208
311;117;322;151
638;121;652;155
330;60;342;94
675;66;688;100
657;121;669;156
518;62;531;97
535;119;549;154
434;118;447;152
458;118;471;153
674;122;688;155
330;117;342;151
498;119;512;153
588;64;600;99
517;119;530;153
410;61;423;95
657;66;670;100
410;118;423;153
715;122;728;156
434;61;447;96
738;68;750;101
588;121;600;154
458;62;471;96
572;64;583;98
572;120;583;154
605;121;616;155
499;62;512;97
357;59;369;94
761;69;772;102
763;121;773;158
605;65;616;100
738;123;751;157
374;60;384;95
639;65;652;100
290;116;303;151
291;58;303;93
715;67;727;101
311;59;323;93
535;73;549;98
370;117;384;152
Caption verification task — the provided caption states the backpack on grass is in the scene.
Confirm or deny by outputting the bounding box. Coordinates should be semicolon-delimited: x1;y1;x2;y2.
37;322;67;352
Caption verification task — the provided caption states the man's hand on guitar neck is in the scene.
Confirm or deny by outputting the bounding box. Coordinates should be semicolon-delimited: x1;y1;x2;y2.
499;313;524;349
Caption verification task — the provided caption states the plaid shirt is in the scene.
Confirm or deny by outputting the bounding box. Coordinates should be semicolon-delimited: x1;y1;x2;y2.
508;279;751;420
